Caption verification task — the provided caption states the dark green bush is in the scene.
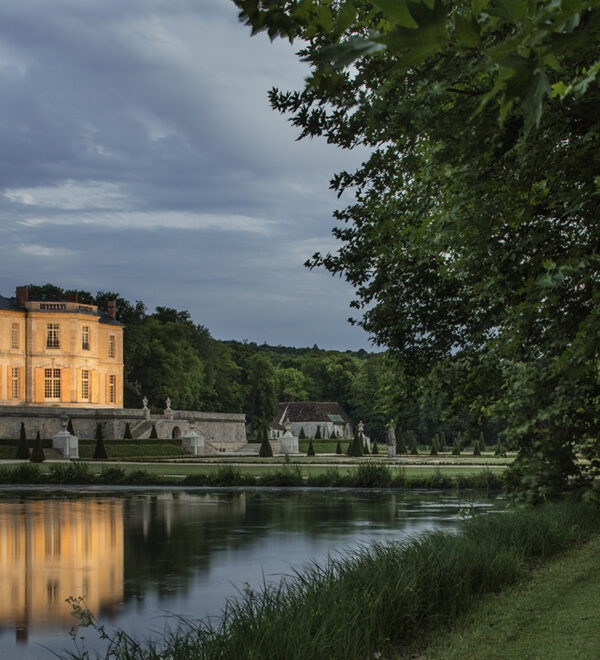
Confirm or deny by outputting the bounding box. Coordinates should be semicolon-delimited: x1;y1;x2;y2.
353;463;392;488
93;424;108;459
30;431;45;463
16;422;30;460
307;440;315;456
335;441;342;455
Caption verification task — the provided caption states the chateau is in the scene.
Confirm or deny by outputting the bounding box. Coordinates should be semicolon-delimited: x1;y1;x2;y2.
0;286;123;408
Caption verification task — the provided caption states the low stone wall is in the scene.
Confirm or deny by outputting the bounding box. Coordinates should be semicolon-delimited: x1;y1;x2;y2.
0;406;247;452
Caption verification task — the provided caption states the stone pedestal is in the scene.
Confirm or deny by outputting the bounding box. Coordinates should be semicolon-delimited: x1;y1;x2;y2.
387;444;396;459
52;430;79;458
280;430;299;454
181;431;204;456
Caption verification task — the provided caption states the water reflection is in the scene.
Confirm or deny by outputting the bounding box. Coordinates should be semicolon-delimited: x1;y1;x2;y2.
0;499;123;639
0;489;500;658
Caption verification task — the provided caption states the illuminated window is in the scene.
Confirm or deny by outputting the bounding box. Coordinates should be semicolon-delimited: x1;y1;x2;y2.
81;369;89;400
82;325;90;350
11;368;19;399
46;324;60;349
11;323;19;349
108;375;116;404
108;335;115;358
44;368;61;399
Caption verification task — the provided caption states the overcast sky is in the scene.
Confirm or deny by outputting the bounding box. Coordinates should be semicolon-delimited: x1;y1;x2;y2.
0;0;375;351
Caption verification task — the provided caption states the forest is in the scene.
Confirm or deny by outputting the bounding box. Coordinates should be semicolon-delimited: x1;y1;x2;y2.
25;283;499;445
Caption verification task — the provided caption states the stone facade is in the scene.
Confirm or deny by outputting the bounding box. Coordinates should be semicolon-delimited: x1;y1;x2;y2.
0;286;124;408
0;405;247;450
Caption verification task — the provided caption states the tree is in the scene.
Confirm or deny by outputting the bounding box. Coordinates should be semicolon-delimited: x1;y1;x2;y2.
67;418;75;436
30;431;45;463
93;423;108;460
123;422;133;439
234;1;600;499
16;422;30;460
371;441;379;455
246;353;278;432
307;440;316;456
299;426;306;440
149;424;158;439
396;431;407;455
336;440;342;455
315;425;322;440
479;431;486;453
259;427;273;457
473;440;481;457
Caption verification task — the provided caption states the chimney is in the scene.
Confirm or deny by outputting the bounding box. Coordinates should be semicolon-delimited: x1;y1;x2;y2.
107;300;116;320
16;286;28;307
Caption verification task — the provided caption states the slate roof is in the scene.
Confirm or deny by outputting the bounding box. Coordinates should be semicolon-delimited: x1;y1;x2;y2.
272;401;352;428
0;293;123;325
0;295;25;313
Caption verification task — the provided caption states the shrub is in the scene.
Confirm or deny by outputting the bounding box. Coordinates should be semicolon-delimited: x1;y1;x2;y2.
430;434;439;456
347;430;362;457
48;461;92;484
0;463;43;484
67;418;75;436
307;440;315;456
473;440;481;456
439;431;446;452
336;441;342;455
408;431;418;455
315;425;322;440
353;462;392;488
149;424;158;439
96;467;127;484
123;422;133;439
30;431;45;463
495;440;507;457
93;424;108;459
259;427;273;457
299;427;306;439
16;422;30;460
372;441;379;455
479;431;486;452
363;442;369;455
452;438;461;456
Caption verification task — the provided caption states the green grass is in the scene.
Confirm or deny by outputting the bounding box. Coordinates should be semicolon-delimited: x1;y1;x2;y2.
59;501;600;660
413;533;600;659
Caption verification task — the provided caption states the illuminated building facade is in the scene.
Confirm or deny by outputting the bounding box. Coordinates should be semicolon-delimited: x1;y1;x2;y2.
0;286;123;408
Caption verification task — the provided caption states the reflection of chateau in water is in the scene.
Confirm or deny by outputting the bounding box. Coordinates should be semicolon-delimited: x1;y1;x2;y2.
0;499;123;638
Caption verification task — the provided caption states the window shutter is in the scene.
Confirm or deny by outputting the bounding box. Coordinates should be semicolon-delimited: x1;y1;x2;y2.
105;374;110;405
19;367;25;400
76;368;82;402
61;368;71;403
92;370;99;403
34;368;44;402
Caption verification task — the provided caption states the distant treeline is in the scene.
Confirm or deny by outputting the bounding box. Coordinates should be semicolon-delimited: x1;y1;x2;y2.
26;284;504;444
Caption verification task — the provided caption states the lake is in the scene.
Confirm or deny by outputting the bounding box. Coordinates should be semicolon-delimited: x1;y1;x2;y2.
0;487;503;658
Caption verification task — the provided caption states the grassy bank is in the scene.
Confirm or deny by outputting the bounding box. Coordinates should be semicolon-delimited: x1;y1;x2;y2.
414;532;600;659
61;500;600;660
0;461;504;490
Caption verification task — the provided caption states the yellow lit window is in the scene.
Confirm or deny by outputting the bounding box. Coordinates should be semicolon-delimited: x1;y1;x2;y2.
44;368;61;399
46;324;60;349
11;368;19;399
108;375;116;404
81;369;89;400
108;335;115;358
82;325;90;350
11;323;19;349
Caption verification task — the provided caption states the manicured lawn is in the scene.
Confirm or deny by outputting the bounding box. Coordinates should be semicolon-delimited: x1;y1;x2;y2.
408;534;600;659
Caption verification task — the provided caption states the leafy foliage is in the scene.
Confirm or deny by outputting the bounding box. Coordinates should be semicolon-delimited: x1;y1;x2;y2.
234;0;600;499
